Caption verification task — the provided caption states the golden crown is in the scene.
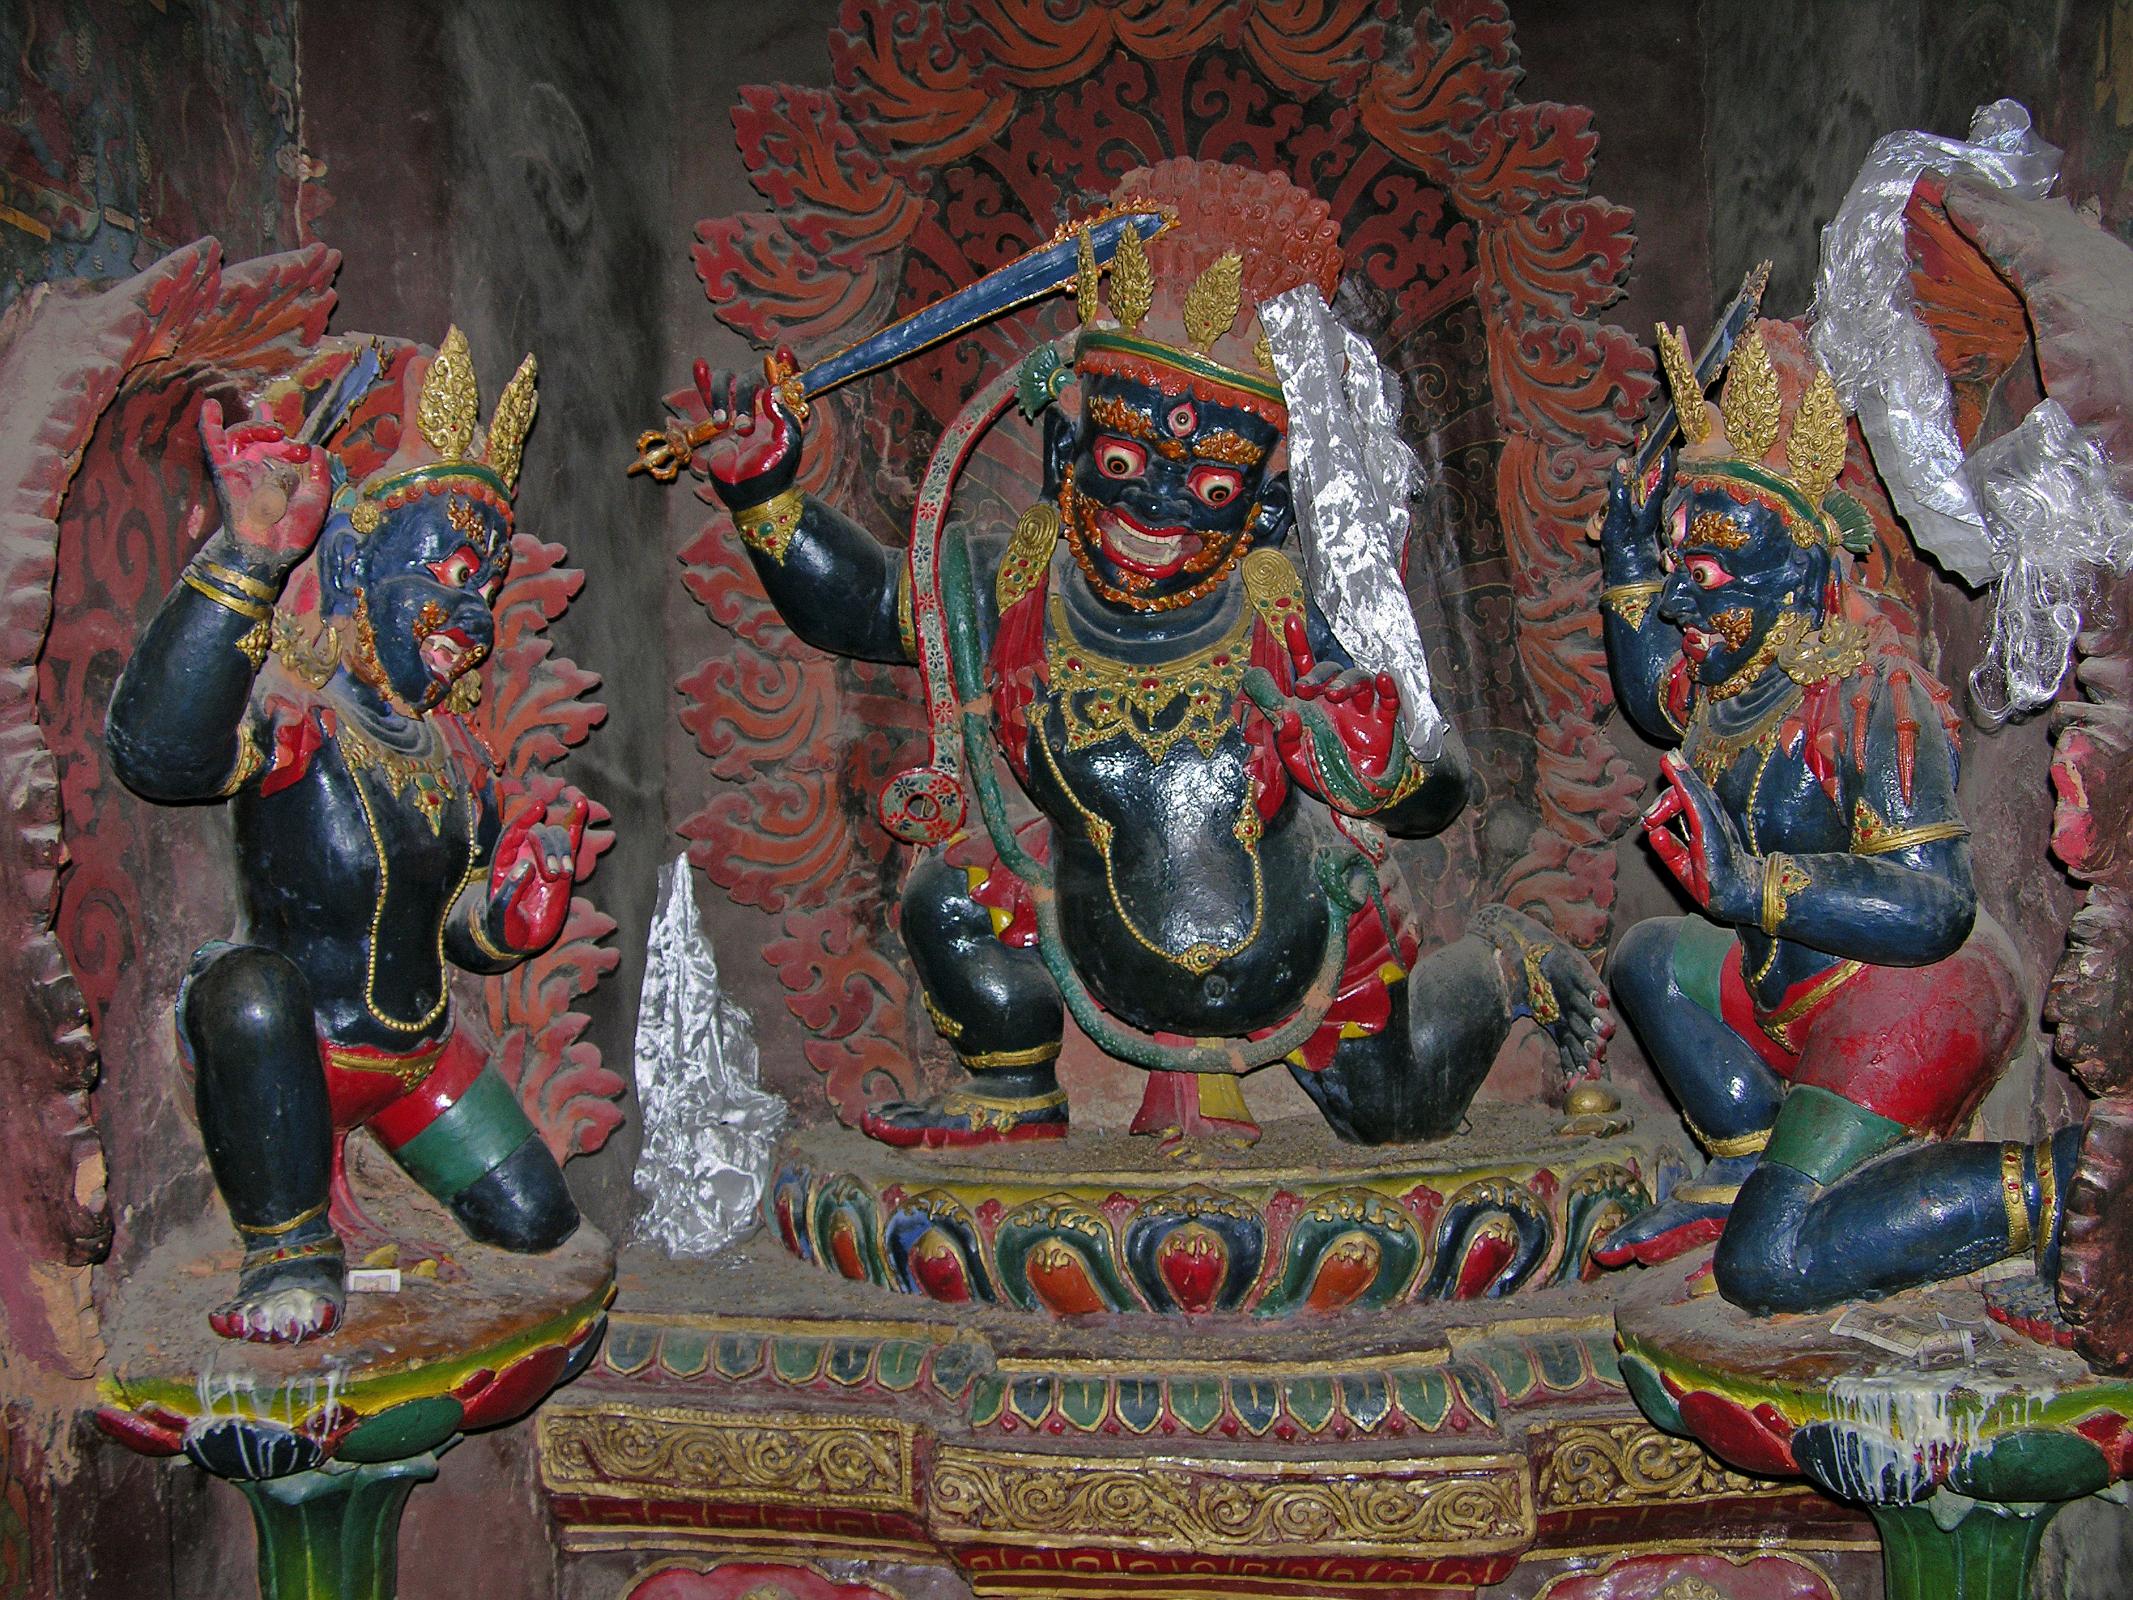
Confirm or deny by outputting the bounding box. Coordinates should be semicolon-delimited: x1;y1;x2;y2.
1657;321;1854;549
347;326;538;534
1071;219;1286;415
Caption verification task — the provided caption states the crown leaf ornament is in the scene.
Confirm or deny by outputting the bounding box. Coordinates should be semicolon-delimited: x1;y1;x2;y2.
417;326;480;460
1183;251;1243;355
1074;226;1101;329
1108;222;1154;334
486;353;540;492
1785;365;1847;507
1719;326;1783;464
1655;323;1711;446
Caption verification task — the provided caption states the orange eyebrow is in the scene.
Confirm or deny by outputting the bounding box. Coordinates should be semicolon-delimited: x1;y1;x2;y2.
1194;429;1265;467
1087;394;1159;440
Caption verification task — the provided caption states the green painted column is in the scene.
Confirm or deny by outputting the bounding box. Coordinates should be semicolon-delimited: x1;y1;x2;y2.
232;1454;439;1600
1868;1495;2064;1600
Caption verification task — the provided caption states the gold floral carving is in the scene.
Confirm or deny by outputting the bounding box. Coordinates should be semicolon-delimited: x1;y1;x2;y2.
927;1448;1531;1557
537;1404;917;1512
1536;1420;1773;1510
1046;594;1250;763
996;502;1062;611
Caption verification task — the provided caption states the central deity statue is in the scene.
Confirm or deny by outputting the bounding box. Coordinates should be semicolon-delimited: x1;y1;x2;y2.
695;160;1608;1150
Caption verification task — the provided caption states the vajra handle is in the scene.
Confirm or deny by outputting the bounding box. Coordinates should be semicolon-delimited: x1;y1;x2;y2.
629;351;808;482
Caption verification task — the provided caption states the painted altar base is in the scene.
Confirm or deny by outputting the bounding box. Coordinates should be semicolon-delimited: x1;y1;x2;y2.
541;1111;1879;1600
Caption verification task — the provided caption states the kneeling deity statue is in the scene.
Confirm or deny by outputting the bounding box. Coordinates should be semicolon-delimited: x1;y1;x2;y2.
108;333;587;1343
1593;316;2079;1311
673;160;1610;1151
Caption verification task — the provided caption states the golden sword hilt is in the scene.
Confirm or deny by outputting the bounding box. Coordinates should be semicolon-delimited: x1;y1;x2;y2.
629;352;807;481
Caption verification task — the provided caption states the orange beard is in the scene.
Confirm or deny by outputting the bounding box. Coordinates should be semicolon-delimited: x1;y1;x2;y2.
1058;477;1255;614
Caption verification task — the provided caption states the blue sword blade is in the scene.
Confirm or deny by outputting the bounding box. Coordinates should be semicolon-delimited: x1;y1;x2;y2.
797;210;1169;399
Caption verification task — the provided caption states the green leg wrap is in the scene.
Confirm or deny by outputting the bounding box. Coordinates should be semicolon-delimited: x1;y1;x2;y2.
385;1067;535;1202
1764;1083;1908;1186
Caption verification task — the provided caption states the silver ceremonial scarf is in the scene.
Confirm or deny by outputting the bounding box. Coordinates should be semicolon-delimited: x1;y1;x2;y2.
1260;285;1447;760
1809;99;2060;584
630;855;787;1257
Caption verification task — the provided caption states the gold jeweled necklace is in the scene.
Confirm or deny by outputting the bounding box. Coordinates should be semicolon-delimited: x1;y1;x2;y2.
334;706;480;1033
1684;682;1801;787
1045;593;1251;765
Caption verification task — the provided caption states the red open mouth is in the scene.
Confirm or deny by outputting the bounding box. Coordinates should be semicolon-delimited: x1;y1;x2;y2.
1098;506;1202;580
418;626;483;684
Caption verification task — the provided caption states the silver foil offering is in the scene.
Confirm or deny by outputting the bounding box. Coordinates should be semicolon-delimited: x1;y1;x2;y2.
1809;99;2060;584
1964;400;2133;721
630;855;786;1257
1260;284;1447;760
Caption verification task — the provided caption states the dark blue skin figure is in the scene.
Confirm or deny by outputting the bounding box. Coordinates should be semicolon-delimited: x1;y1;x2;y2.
1593;449;2077;1309
698;361;1613;1148
107;400;581;1343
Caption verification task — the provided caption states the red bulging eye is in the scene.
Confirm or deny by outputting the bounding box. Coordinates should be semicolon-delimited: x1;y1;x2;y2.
1188;463;1244;507
1095;438;1146;479
1686;556;1731;589
427;548;481;588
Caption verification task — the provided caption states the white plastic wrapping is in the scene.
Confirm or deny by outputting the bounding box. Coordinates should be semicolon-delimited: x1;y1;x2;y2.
1964;400;2133;721
1809;99;2061;584
630;855;787;1257
1260;285;1447;760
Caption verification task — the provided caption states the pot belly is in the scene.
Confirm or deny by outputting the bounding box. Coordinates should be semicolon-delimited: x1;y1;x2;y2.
1055;816;1330;1036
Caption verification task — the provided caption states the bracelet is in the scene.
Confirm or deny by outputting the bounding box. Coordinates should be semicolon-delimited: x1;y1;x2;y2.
234;1199;328;1237
1851;818;1969;856
2000;1142;2033;1257
1759;852;1810;936
181;568;271;622
194;557;280;601
1683;1111;1771;1158
216;722;266;795
731;486;805;563
466;903;516;962
1600;578;1666;628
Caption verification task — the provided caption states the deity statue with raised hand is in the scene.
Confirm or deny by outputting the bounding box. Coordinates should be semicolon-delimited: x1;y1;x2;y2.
1592;314;2081;1310
686;159;1610;1152
107;331;585;1343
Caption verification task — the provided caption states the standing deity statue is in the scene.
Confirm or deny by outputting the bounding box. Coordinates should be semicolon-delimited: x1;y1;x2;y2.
107;332;585;1343
685;160;1610;1151
1593;316;2080;1310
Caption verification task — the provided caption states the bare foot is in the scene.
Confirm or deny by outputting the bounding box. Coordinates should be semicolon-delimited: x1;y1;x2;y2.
862;1087;1069;1149
209;1233;345;1344
1592;1154;1757;1268
1474;904;1614;1079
